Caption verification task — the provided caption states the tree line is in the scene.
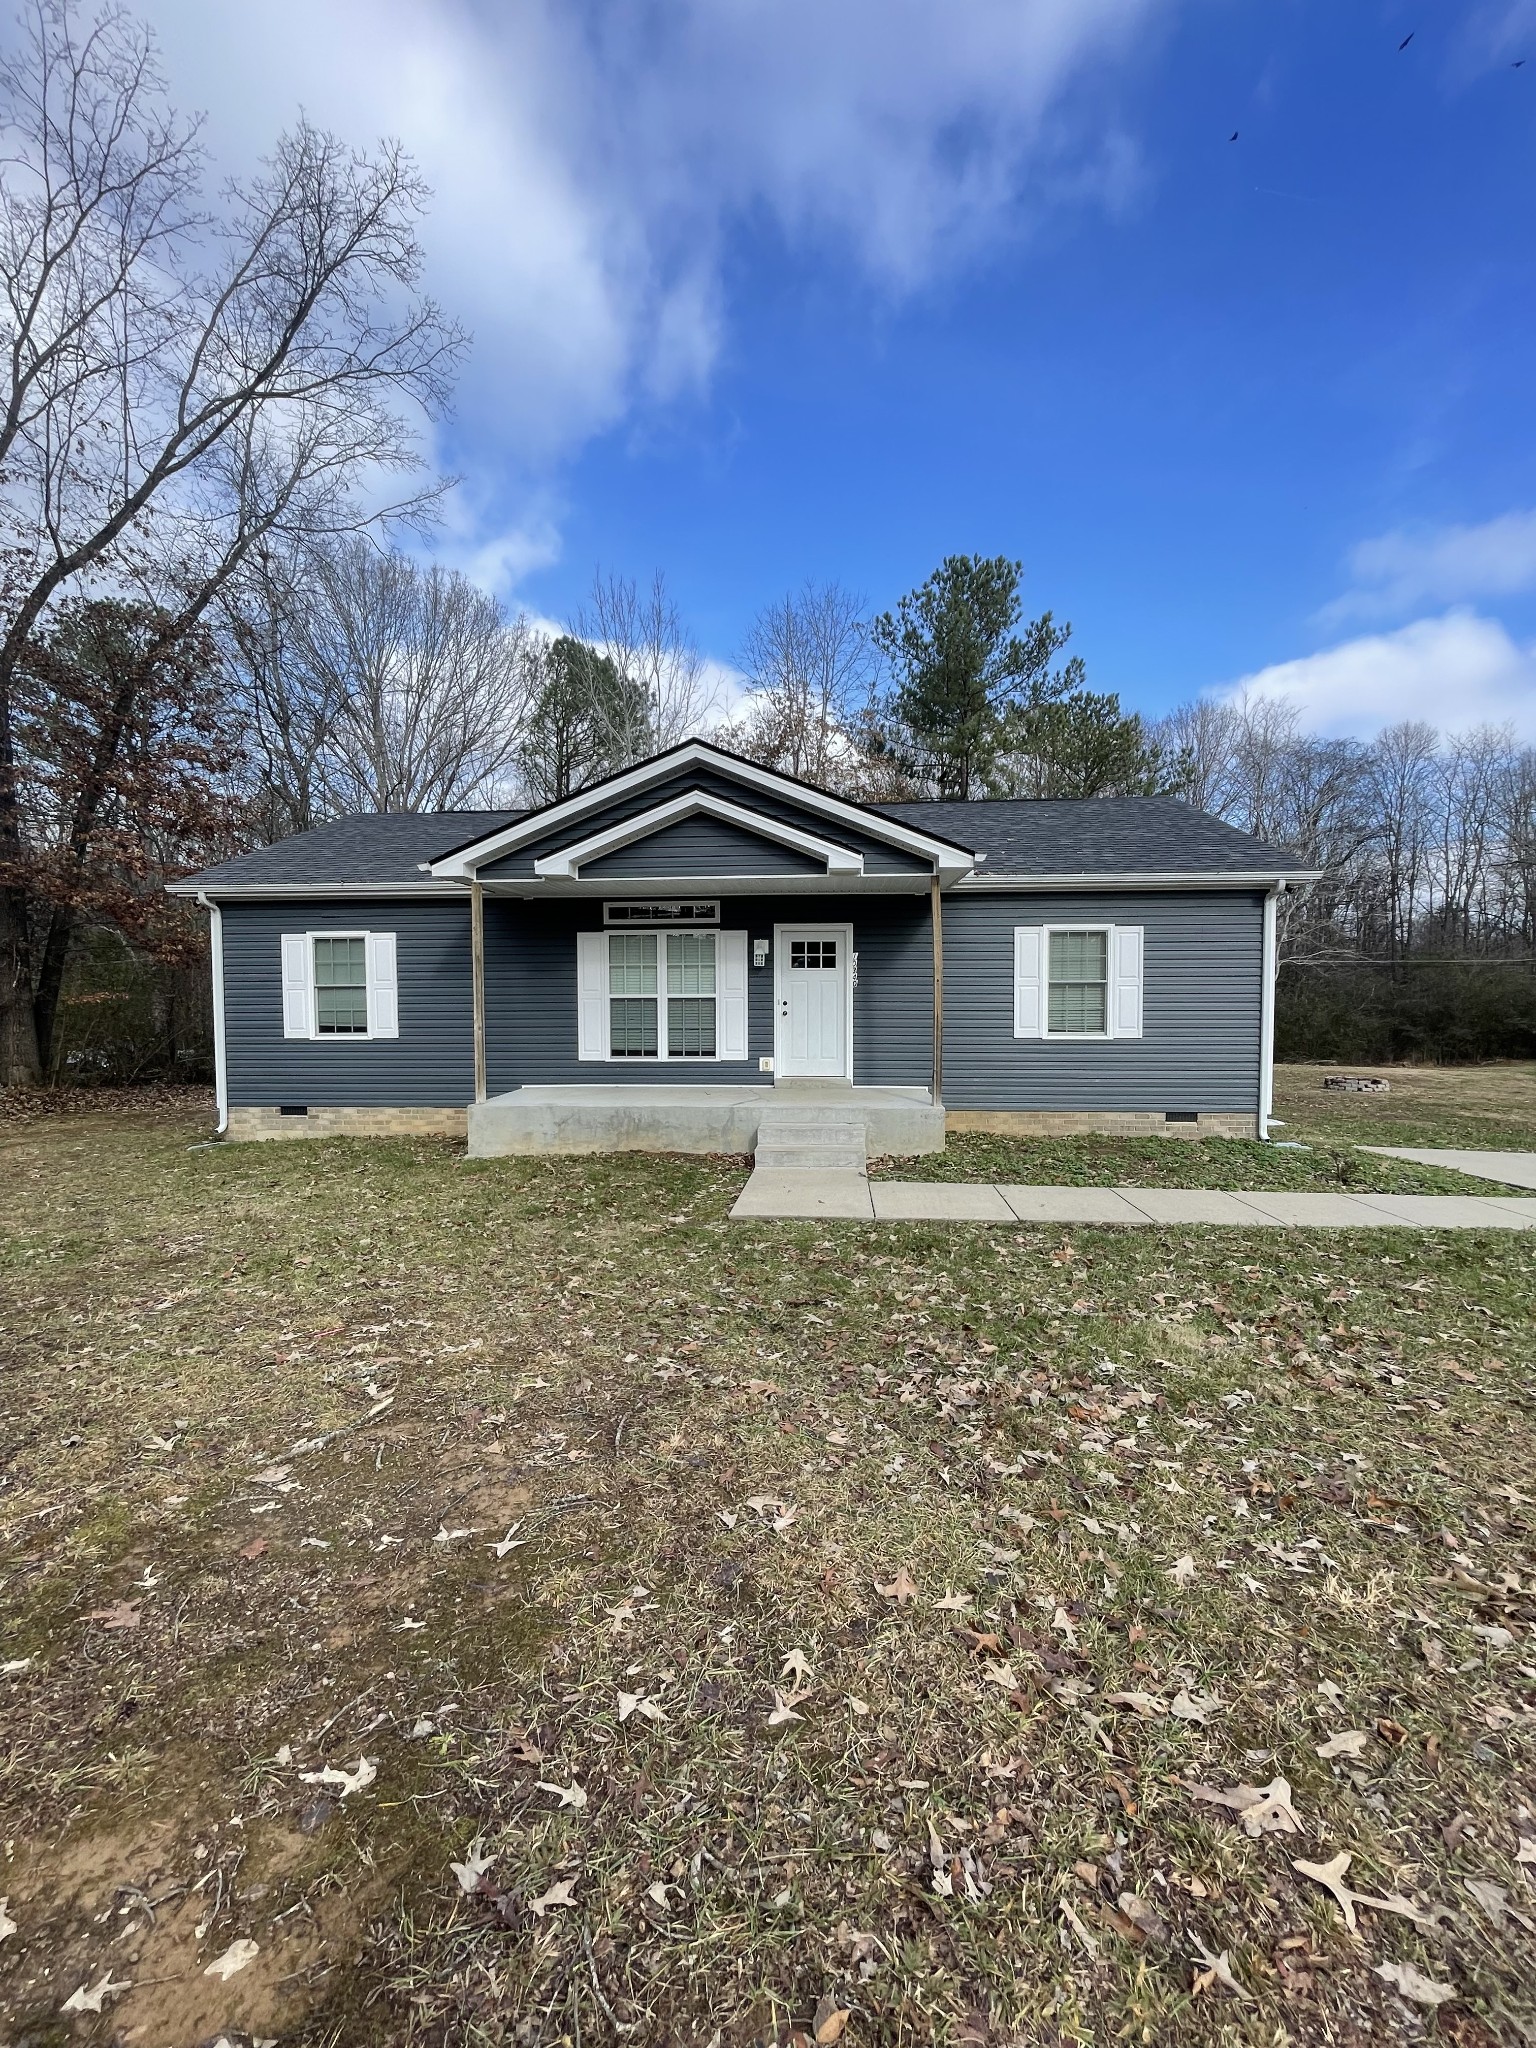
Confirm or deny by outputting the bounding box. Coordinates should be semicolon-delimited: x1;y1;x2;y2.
1;3;1530;1088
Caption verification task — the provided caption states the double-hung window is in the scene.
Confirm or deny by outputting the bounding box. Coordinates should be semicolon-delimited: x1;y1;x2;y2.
1047;929;1108;1036
1013;923;1143;1040
280;931;399;1040
313;935;370;1034
606;931;719;1058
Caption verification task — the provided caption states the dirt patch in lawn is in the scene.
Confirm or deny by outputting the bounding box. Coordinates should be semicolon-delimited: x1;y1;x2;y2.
1;1108;1533;2045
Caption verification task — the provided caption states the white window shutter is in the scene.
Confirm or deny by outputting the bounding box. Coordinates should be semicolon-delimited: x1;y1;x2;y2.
576;930;607;1061
281;933;312;1039
717;930;749;1062
1013;926;1044;1038
366;931;399;1038
1111;925;1144;1039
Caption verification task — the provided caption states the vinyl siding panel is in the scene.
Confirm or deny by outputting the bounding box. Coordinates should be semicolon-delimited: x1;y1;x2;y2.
940;890;1263;1113
222;898;474;1107
479;767;933;879
579;815;823;878
483;895;934;1091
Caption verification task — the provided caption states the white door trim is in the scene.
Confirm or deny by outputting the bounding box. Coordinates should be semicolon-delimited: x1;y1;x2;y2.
773;921;854;1082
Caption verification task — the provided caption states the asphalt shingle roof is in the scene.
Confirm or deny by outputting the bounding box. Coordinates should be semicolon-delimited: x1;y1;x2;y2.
877;796;1311;876
174;791;1308;890
177;810;524;890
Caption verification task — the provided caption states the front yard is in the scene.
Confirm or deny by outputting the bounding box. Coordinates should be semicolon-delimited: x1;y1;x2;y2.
1;1077;1533;2046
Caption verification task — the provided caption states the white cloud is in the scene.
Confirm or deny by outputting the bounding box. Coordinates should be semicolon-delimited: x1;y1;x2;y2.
1224;610;1536;740
1319;509;1536;624
124;0;1167;574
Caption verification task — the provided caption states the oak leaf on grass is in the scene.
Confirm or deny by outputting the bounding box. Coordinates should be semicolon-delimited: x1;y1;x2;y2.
527;1879;578;1917
875;1568;918;1604
1374;1960;1455;2006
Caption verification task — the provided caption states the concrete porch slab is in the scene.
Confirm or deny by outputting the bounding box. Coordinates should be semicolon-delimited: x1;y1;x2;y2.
469;1082;943;1159
1359;1146;1536;1189
870;1182;1014;1222
997;1186;1154;1225
730;1169;874;1220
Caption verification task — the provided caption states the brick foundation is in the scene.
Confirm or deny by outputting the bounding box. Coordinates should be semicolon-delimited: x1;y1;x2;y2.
225;1106;468;1143
945;1109;1259;1141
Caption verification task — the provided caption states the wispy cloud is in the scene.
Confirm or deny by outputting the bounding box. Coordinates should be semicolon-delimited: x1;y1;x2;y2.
1225;610;1536;739
127;0;1169;576
1318;509;1536;625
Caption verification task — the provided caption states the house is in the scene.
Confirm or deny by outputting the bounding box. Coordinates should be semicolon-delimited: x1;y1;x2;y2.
168;739;1317;1155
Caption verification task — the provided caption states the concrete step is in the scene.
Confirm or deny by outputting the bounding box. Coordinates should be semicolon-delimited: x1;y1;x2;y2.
755;1145;868;1172
754;1115;867;1174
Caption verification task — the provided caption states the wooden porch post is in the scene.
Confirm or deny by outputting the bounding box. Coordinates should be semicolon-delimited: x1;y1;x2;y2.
930;875;944;1104
471;879;487;1104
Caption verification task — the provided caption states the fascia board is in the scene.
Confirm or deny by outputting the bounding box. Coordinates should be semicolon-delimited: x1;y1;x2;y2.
532;790;864;878
165;880;469;899
953;869;1323;890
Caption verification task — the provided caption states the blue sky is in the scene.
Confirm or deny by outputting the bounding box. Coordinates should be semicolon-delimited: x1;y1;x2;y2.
133;0;1536;733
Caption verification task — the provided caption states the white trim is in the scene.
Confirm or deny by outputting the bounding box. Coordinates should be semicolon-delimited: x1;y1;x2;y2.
198;892;228;1133
773;922;855;1082
168;880;467;898
1258;882;1283;1138
957;870;1320;891
532;789;865;879
579;926;746;1065
1016;923;1145;1042
425;740;975;880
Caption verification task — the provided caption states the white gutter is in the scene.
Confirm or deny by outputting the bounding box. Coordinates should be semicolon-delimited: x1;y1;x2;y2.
197;891;228;1135
1258;881;1284;1140
956;869;1321;892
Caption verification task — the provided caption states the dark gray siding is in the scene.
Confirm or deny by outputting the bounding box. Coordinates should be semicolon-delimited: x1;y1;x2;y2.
940;890;1263;1113
483;895;933;1092
579;815;823;878
217;886;1263;1115
478;768;933;879
222;898;474;1107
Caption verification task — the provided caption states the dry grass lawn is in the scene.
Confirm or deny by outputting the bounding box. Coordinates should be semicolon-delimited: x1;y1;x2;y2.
1;1083;1533;2047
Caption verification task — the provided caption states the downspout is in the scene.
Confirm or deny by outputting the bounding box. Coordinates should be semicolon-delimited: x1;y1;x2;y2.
197;891;228;1135
1258;881;1284;1140
471;878;487;1104
930;875;944;1106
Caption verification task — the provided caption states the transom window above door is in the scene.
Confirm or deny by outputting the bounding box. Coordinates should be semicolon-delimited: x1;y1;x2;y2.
789;938;837;969
608;930;718;1058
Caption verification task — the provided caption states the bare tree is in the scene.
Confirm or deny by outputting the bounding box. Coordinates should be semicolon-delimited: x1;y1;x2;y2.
726;580;871;789
226;538;531;818
576;569;713;763
0;1;464;1080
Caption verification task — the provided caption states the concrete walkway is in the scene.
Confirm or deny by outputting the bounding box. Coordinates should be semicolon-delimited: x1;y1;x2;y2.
729;1175;1536;1226
1360;1146;1536;1190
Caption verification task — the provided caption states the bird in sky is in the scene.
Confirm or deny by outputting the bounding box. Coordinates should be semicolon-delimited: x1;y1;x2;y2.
1229;130;1239;141
1514;59;1527;67
1398;31;1414;50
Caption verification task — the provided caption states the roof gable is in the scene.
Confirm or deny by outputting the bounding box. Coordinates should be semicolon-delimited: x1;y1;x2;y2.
428;740;976;882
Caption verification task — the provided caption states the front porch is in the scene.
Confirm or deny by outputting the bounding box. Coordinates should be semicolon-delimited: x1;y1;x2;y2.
465;1080;945;1158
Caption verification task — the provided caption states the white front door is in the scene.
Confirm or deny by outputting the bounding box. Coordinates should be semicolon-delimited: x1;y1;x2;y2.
776;925;850;1078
